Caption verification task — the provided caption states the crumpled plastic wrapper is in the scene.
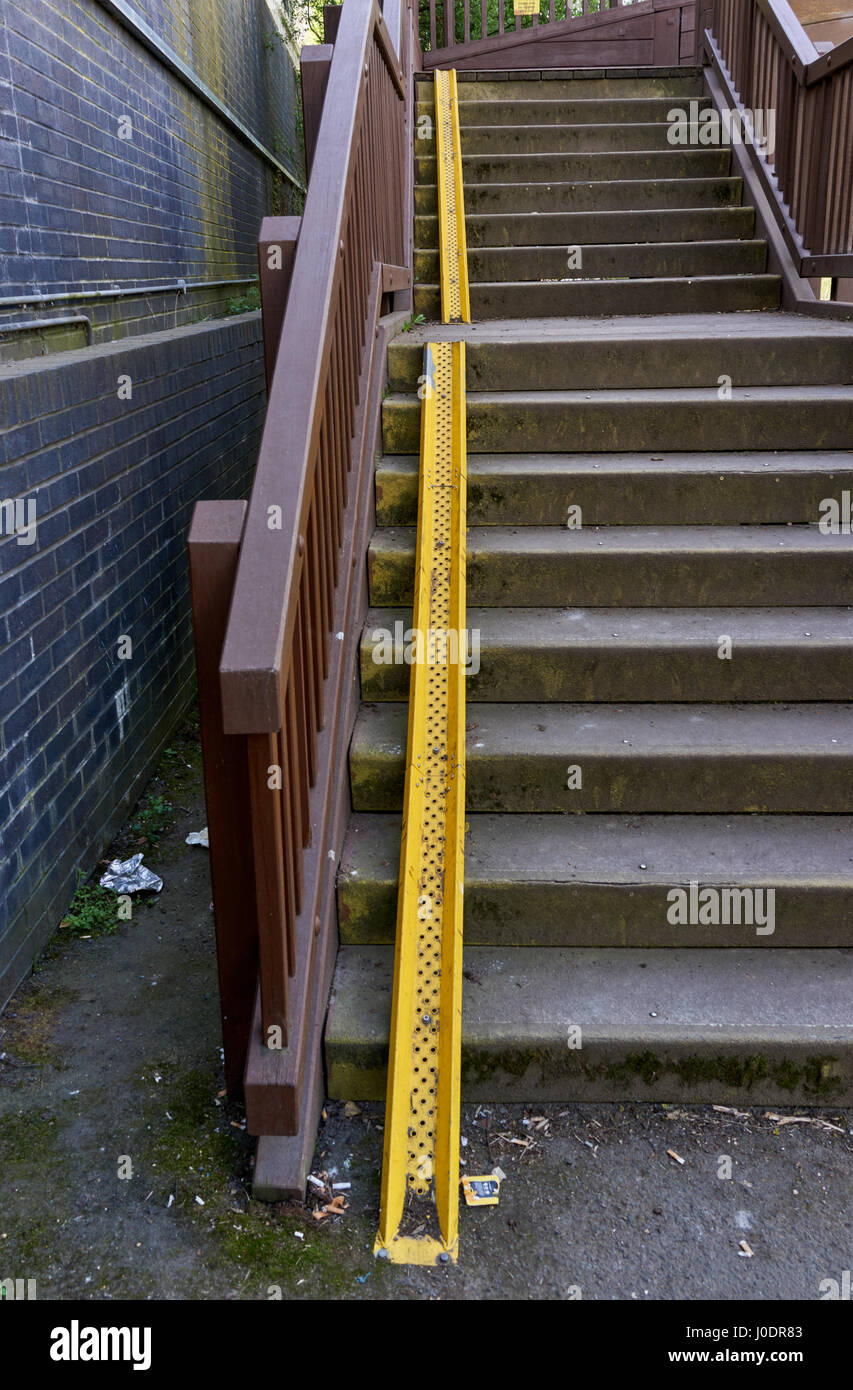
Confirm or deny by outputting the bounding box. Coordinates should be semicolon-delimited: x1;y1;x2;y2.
99;853;163;894
185;827;209;848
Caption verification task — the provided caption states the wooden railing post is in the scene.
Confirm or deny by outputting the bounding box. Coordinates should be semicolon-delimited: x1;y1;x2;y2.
383;0;403;53
301;45;334;180
323;3;343;41
257;216;300;394
188;501;256;1098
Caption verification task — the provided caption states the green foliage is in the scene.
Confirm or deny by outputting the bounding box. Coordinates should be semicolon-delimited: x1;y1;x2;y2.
402;312;426;332
278;0;328;47
130;792;173;847
418;0;594;50
225;284;261;315
60;872;118;938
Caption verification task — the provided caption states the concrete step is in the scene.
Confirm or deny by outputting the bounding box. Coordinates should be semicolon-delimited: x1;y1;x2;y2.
414;275;781;318
349;701;853;813
414;240;768;284
417;72;706;100
368;525;853;608
414;175;744;215
388;333;853;392
360;607;853;703
382;387;852;455
415;149;732;185
416;95;713;126
457;122;702;155
325;944;853;1103
415;206;757;247
338;812;853;947
377;452;853;526
460;122;713;155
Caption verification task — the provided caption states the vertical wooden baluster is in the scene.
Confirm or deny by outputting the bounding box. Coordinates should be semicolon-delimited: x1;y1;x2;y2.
322;409;342;580
333;298;349;516
248;731;289;1041
276;707;298;978
314;425;334;649
288;620;311;851
283;675;305;908
809;81;831;260
326;355;344;550
297;584;319;782
306;506;327;716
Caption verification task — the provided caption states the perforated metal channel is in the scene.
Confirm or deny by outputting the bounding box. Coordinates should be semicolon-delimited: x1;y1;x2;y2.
435;69;465;324
408;341;453;1196
375;70;469;1265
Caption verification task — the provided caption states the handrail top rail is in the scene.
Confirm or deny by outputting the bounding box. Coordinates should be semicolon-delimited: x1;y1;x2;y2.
755;0;819;77
726;0;853;84
219;0;402;735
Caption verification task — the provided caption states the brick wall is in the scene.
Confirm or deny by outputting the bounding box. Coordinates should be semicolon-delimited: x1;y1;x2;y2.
0;1;304;1003
0;0;303;347
0;313;266;1008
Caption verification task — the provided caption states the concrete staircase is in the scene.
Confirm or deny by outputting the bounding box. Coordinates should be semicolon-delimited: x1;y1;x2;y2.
325;68;853;1107
412;69;781;319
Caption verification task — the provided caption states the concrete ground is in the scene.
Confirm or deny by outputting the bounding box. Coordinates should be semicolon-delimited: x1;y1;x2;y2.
1;715;850;1301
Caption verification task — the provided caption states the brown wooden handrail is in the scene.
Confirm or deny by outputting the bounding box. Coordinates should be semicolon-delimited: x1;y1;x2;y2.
705;0;853;269
742;0;853;83
216;0;409;1041
221;0;404;737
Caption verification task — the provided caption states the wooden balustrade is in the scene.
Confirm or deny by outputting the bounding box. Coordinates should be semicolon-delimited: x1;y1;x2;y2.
188;0;418;1188
705;0;853;271
421;0;697;69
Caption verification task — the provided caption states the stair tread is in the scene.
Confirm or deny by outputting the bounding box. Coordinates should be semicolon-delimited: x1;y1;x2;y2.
372;524;853;552
416;241;771;281
394;311;853;340
342;811;853;885
328;939;853;1094
418;208;759;247
363;605;853;645
328;945;853;1038
387;384;845;406
354;699;853;754
417;237;768;251
417;176;740;189
459;120;696;133
414;279;783;317
417;150;732;174
380;450;853;472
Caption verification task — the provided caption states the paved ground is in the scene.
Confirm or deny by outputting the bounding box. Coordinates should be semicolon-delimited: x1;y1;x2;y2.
1;716;850;1301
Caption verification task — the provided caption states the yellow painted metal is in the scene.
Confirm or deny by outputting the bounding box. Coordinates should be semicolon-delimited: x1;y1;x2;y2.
374;339;467;1265
435;69;470;324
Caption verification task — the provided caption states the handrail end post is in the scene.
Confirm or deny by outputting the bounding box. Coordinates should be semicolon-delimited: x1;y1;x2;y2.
258;216;301;395
301;45;334;182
